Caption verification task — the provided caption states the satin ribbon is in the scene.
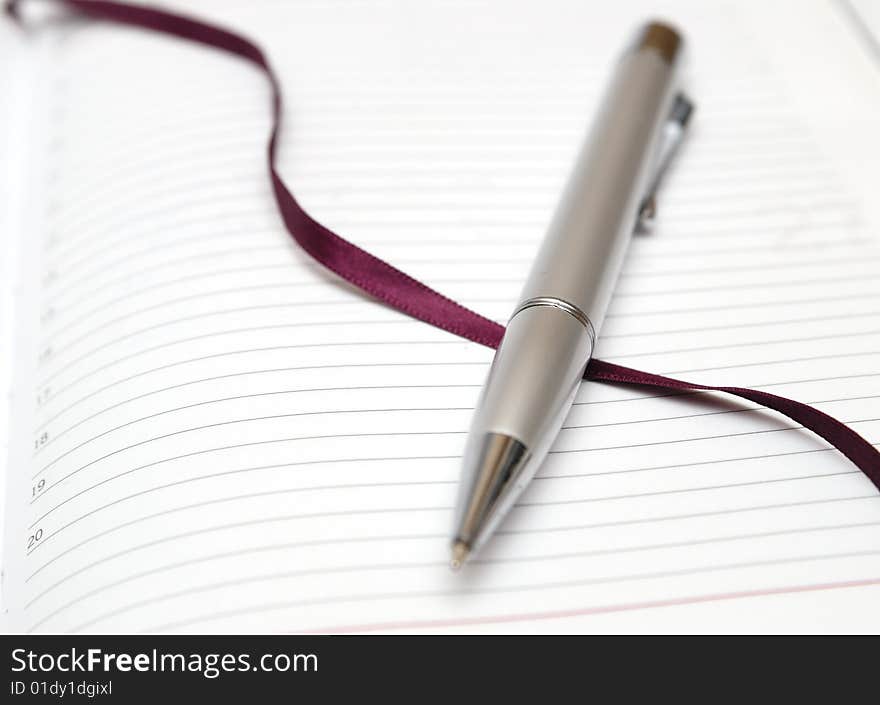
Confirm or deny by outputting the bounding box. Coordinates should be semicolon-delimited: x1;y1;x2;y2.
8;0;879;483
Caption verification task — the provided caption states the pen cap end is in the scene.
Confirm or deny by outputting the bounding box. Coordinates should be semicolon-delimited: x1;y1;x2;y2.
634;21;683;64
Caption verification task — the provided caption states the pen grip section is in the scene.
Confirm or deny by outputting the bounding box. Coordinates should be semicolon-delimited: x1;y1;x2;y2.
469;305;593;452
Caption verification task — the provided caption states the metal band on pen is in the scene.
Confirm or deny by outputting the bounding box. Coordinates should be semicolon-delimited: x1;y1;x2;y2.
511;297;597;347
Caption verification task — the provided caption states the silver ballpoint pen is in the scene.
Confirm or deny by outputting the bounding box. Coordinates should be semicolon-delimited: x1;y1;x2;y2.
451;21;694;568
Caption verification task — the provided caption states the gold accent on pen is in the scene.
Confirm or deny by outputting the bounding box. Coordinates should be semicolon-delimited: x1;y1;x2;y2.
635;21;682;64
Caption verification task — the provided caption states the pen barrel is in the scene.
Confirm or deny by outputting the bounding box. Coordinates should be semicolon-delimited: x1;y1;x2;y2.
517;23;683;334
455;304;593;551
453;23;685;558
467;303;594;452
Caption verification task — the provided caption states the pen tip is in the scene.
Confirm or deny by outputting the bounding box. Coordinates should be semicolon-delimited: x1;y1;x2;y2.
450;540;470;571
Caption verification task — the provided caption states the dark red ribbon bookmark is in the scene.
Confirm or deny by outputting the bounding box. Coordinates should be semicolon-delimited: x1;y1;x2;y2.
8;0;879;484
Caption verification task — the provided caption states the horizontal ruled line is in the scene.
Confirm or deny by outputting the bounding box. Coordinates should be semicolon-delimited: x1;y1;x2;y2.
28;518;880;632
25;476;880;586
39;338;469;400
29;419;877;541
95;547;880;633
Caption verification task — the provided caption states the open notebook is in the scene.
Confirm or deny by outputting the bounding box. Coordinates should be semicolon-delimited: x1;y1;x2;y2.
2;0;880;633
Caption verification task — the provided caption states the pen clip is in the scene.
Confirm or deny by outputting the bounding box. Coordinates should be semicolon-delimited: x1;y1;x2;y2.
637;92;695;232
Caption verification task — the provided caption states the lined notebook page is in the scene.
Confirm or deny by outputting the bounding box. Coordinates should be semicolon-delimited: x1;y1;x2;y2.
3;0;880;632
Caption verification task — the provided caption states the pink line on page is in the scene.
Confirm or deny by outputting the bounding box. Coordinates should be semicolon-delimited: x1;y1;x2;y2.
299;576;880;633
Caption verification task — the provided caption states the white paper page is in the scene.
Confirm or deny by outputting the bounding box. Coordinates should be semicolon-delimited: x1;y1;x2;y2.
0;18;18;618
3;0;880;633
1;17;51;619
